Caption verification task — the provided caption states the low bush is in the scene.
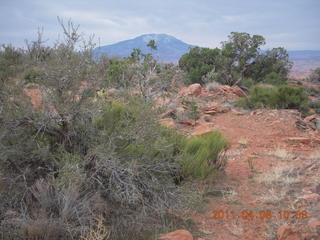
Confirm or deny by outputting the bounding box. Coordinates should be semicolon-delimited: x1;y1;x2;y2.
241;78;255;89
95;101;129;130
236;85;279;109
305;87;320;97
236;85;309;113
309;100;320;114
277;85;309;112
181;131;228;179
263;72;287;86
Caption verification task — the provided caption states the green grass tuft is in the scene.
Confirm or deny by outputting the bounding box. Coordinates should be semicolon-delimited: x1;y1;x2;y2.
181;131;228;179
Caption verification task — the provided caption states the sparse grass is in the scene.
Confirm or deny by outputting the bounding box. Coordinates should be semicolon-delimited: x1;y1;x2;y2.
257;188;288;204
223;189;238;202
264;230;277;239
238;138;248;148
257;165;300;187
269;148;293;161
308;151;320;160
227;200;244;205
206;81;221;91
226;221;244;237
247;157;255;172
256;164;301;205
80;216;110;240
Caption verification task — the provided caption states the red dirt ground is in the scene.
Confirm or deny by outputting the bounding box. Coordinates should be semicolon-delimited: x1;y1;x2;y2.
161;85;320;240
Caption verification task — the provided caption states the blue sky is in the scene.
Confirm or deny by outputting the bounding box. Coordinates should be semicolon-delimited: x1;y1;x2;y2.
1;0;319;50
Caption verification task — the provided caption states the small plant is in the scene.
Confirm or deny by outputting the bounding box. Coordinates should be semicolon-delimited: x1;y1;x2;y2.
181;131;228;178
238;138;248;148
206;81;221;91
305;87;320;97
257;165;300;187
308;150;320;160
80;216;110;240
182;98;201;125
189;100;200;125
226;222;244;237
309;99;320;113
247;158;255;172
270;148;293;161
23;68;44;84
257;188;288;204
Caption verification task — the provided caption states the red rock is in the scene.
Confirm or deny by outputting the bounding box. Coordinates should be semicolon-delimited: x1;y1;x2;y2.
277;225;301;240
180;118;196;126
301;193;320;203
231;109;245;115
204;110;217;115
216;106;231;113
159;229;193;240
219;85;247;97
24;88;42;108
250;109;263;116
304;114;319;123
308;218;320;231
287;137;314;145
160;118;177;129
180;84;202;97
302;187;313;194
203;105;231;115
278;225;293;240
230;86;247;97
192;123;213;136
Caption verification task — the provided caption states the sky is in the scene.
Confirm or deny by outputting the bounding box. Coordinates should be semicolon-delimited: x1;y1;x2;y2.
1;0;319;50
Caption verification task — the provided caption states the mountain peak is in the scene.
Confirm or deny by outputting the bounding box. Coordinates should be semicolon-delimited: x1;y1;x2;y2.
138;33;178;43
94;33;192;62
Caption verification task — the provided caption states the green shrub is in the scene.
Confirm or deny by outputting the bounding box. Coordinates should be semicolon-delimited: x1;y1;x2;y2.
181;131;228;179
236;85;279;109
263;72;287;86
277;85;309;112
95;101;130;130
241;78;255;88
23;69;44;84
236;85;309;113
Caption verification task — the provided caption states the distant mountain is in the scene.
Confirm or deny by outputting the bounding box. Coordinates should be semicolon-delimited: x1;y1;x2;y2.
94;33;192;62
288;50;320;62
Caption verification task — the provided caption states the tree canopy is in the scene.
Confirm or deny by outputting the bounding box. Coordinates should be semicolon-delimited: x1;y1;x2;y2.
179;32;292;86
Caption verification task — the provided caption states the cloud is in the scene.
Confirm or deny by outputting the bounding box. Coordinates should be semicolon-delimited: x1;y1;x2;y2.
0;0;319;50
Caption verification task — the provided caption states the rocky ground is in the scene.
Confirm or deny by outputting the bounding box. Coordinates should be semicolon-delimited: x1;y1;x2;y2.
159;84;320;240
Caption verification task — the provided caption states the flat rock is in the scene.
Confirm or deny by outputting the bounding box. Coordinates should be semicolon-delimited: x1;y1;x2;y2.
159;229;193;240
277;225;301;240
